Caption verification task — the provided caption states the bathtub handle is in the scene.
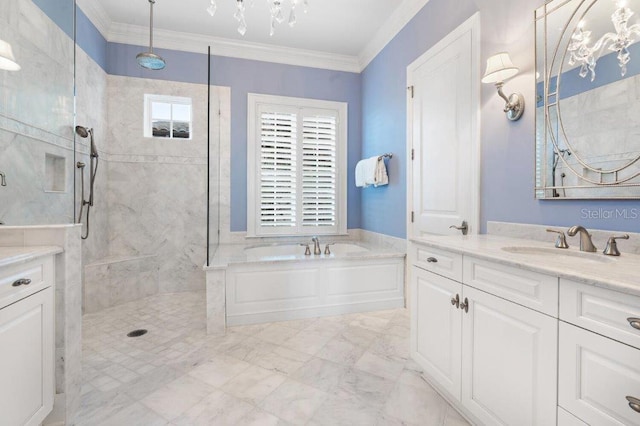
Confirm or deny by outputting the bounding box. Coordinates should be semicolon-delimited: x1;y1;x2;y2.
324;243;336;255
300;243;311;256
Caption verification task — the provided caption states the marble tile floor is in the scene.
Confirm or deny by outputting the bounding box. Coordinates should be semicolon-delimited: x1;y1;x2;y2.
77;292;469;426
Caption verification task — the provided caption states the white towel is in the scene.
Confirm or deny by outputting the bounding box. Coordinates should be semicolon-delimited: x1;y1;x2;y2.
375;157;389;187
355;156;389;188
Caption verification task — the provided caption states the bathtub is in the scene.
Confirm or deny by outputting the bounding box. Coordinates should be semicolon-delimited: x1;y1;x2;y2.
205;241;405;330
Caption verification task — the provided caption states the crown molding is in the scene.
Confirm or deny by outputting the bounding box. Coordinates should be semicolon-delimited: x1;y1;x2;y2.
75;0;112;39
76;0;428;73
108;22;361;73
358;0;431;70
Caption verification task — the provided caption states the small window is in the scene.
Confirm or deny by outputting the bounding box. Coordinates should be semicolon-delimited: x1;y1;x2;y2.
144;94;192;139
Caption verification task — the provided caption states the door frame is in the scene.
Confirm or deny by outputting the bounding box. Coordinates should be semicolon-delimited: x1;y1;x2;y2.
406;12;481;239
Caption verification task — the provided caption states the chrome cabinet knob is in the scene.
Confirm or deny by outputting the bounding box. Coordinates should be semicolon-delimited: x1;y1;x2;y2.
627;396;640;413
451;294;460;308
459;297;469;313
12;278;32;287
628;317;640;331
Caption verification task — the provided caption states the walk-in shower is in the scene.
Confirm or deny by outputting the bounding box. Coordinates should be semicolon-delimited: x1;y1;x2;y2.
76;125;99;239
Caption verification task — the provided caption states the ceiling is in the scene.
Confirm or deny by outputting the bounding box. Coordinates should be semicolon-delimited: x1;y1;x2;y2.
95;0;405;57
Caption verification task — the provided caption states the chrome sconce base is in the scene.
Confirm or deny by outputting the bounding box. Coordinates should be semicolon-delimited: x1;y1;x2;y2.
503;91;525;121
494;80;525;122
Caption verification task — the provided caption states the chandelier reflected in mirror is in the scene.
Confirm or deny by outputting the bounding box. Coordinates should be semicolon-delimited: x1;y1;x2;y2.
207;0;309;36
568;0;640;81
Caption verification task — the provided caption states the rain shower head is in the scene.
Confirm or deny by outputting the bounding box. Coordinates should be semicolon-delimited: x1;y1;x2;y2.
137;0;166;70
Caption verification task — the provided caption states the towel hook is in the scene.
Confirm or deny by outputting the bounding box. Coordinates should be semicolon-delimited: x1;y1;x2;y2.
377;153;393;161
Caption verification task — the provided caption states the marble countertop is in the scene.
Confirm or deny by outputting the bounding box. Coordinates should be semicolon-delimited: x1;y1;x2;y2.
411;234;640;297
0;246;63;269
206;241;406;270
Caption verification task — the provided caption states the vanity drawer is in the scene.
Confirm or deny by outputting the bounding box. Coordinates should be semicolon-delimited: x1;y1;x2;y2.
560;279;640;350
559;322;640;426
0;257;54;309
411;244;462;282
463;256;558;316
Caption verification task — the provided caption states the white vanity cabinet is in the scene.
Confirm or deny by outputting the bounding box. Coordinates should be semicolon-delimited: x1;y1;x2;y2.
0;255;55;426
410;245;558;426
558;279;640;426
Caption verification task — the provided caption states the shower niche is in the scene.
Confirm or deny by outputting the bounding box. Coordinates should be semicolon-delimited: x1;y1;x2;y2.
44;154;66;193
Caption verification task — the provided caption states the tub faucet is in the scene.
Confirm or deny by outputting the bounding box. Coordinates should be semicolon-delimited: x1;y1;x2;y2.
311;236;321;255
567;225;597;252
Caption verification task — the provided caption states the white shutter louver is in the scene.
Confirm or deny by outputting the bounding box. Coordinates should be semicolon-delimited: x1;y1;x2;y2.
248;94;346;237
302;114;337;228
260;111;297;228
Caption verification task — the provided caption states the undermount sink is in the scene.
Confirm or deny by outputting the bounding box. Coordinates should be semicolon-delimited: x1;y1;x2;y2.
501;246;615;263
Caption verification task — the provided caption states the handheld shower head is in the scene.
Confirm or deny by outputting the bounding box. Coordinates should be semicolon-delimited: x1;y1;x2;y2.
75;125;90;138
75;125;99;158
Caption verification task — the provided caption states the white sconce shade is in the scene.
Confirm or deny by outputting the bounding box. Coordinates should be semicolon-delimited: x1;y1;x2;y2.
0;39;20;71
482;52;524;121
482;52;519;83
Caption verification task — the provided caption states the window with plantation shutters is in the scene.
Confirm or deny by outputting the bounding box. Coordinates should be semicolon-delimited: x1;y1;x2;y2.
248;94;347;237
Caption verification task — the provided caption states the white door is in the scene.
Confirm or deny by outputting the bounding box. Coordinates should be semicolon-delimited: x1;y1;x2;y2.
461;286;558;426
408;14;480;237
411;266;462;400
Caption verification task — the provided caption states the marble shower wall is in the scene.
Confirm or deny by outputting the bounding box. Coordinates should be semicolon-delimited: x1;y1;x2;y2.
106;76;215;293
0;0;75;225
75;46;110;265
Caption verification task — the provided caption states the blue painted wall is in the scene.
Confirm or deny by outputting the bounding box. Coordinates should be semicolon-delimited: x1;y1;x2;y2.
107;44;363;232
361;0;478;238
361;0;640;237
49;1;640;237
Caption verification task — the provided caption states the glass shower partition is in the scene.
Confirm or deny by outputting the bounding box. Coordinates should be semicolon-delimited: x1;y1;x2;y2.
207;46;221;266
0;0;76;225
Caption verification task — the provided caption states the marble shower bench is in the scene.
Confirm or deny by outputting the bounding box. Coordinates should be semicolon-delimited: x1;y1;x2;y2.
84;254;159;313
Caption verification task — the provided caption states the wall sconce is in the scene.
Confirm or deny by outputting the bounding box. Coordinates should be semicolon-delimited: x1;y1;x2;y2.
481;52;524;121
0;39;20;71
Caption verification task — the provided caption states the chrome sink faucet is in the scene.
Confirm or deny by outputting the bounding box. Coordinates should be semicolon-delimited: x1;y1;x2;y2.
567;226;597;252
311;236;321;255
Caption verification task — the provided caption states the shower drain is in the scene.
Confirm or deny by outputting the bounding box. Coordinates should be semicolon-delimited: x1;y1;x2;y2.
127;329;148;338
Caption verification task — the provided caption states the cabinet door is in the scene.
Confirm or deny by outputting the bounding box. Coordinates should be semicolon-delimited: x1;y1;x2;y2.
559;322;640;426
461;286;557;426
0;287;54;426
411;266;462;400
